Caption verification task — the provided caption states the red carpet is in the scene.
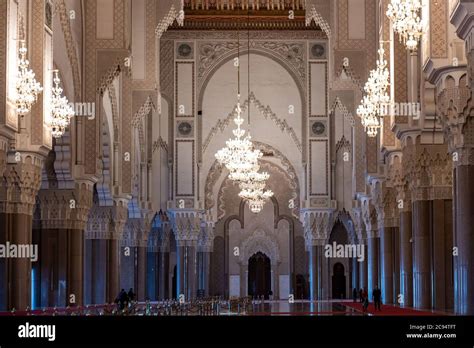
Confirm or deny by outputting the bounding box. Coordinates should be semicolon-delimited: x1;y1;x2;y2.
342;302;442;316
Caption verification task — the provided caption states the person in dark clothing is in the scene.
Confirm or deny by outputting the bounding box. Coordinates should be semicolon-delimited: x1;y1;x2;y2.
362;295;369;313
359;288;364;303
372;286;382;311
352;288;358;303
128;288;135;302
118;289;128;310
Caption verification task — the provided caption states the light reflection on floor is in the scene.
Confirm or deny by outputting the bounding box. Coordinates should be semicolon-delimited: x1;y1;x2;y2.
224;300;364;316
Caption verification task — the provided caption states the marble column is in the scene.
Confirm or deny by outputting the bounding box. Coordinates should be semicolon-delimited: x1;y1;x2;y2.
454;164;474;314
432;199;453;312
186;244;198;300
359;241;368;290
158;250;170;299
308;243;327;301
198;251;212;296
239;263;247;297
106;238;121;303
67;229;84;307
412;200;431;309
351;256;359;293
399;211;413;307
380;227;393;304
137;246;147;301
392;227;400;304
10;213;33;311
367;233;379;296
176;244;185;298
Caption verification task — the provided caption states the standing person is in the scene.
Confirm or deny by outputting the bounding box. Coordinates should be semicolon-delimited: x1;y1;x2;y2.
118;289;128;310
352;288;358;303
359;288;364;303
373;286;382;311
363;294;369;313
128;288;135;303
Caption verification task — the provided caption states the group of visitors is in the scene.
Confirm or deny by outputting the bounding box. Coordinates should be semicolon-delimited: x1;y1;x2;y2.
352;286;382;313
115;288;136;310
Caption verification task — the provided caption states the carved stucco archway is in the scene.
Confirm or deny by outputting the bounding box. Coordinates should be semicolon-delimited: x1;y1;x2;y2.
239;229;280;266
204;142;301;218
197;47;309;165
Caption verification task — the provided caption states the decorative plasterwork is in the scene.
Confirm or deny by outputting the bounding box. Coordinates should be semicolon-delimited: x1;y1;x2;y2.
121;217;150;247
163;30;327;41
55;0;81;100
35;182;94;230
132;0;156;90
152;136;169;154
430;0;448;58
330;96;355;126
197;41;306;92
300;208;335;247
184;0;305;11
305;4;331;38
216;160;299;220
168;209;202;246
0;155;44;215
239;230;280;266
155;4;184;39
205;141;300;214
85;202;128;240
202;92;302;154
107;85;120;142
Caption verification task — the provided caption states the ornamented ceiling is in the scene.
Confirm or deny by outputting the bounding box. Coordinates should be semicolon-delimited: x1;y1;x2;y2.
173;0;316;30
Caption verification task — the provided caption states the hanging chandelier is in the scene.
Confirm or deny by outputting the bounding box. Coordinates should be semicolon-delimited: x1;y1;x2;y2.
238;170;273;213
386;0;424;51
215;97;263;182
15;40;42;116
50;70;75;138
357;44;390;138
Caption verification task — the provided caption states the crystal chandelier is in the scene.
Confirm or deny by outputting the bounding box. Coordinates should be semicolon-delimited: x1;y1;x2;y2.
15;40;42;116
50;70;75;138
356;44;390;137
238;170;274;213
386;0;424;51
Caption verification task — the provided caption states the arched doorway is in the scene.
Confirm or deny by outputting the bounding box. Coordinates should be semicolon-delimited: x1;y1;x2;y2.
332;263;346;299
248;252;271;299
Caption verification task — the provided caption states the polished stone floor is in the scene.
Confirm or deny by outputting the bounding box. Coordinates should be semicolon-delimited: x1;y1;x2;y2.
227;300;363;316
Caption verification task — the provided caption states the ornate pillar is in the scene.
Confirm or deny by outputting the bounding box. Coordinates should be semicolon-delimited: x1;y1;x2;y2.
361;196;379;297
0;154;44;311
352;207;367;291
169;209;202;300
158;220;171;300
394;171;413;307
86;199;128;304
122;215;151;301
301;209;334;301
371;178;399;305
197;214;214;297
36;182;94;308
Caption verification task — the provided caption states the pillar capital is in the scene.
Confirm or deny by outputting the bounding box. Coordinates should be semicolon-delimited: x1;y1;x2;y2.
300;208;335;248
35;181;94;230
0;152;44;215
85;201;128;240
168;209;204;246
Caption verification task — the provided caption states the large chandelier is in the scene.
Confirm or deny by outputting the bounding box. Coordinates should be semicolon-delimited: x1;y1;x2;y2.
238;170;274;214
356;44;390;137
15;40;42;116
50;70;75;138
215;97;263;182
386;0;424;51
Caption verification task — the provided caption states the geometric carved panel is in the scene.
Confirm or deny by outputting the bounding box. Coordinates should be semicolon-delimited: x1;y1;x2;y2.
309;139;328;196
175;140;194;196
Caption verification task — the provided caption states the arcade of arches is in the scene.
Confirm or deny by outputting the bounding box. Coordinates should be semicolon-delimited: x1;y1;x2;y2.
0;0;473;316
